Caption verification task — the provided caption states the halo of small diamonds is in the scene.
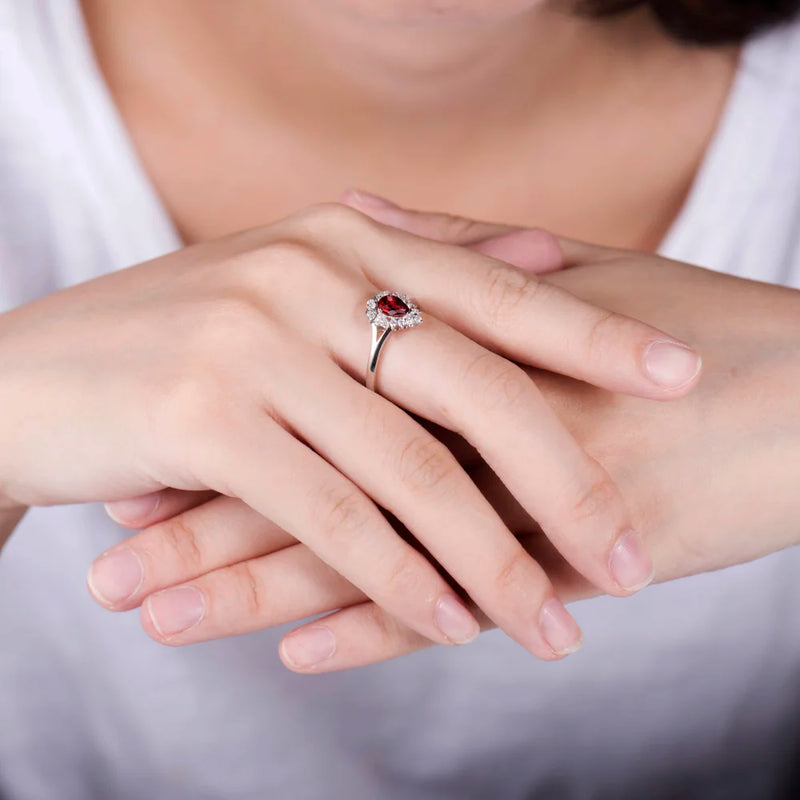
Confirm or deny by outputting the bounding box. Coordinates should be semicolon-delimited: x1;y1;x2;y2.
365;290;423;330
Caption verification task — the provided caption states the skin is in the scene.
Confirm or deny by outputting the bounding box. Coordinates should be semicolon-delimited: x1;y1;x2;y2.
97;202;800;672
0;0;758;665
80;0;737;249
0;198;703;660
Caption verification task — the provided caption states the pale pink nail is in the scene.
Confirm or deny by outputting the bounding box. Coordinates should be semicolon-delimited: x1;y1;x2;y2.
434;595;480;645
104;493;160;525
644;341;702;389
88;548;143;606
609;531;655;592
281;626;337;669
146;586;206;637
539;597;584;656
473;229;563;274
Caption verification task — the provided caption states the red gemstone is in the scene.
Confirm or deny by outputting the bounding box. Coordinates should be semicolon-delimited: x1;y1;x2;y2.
377;294;410;318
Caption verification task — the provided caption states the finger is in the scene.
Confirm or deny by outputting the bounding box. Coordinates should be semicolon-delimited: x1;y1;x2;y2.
340;189;564;274
99;467;596;655
195;415;482;649
88;494;295;610
139;529;587;655
269;353;585;659
333;207;703;399
340;189;636;273
104;489;218;529
96;461;589;650
328;314;653;598
130;508;593;660
479;470;599;602
280;603;433;673
339;189;516;244
279;528;595;674
280;585;584;674
470;229;564;274
139;543;366;645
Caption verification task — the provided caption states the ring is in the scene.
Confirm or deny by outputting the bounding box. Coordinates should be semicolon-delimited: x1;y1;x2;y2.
365;290;423;391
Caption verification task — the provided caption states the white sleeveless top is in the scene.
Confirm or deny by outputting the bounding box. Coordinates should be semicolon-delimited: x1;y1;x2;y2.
2;2;800;798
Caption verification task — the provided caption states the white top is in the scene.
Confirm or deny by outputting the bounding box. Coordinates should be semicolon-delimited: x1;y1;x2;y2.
1;2;800;799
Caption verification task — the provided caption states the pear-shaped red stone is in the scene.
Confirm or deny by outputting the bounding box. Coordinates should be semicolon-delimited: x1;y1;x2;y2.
377;294;410;318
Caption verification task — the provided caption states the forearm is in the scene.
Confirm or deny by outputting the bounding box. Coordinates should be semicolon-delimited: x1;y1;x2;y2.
700;281;800;558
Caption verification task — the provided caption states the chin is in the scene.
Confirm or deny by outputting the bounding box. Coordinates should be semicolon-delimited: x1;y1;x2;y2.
320;0;544;24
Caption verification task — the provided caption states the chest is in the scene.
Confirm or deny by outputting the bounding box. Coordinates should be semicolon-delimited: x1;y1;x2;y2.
107;52;739;254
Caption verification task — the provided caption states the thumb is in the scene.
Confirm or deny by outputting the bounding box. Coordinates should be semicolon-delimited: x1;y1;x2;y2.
339;188;565;274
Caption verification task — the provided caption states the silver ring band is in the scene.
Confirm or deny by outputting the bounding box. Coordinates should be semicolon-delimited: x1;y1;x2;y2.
365;291;423;392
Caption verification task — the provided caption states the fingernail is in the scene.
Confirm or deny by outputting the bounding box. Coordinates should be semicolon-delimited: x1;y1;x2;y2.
88;548;143;606
539;597;584;656
609;531;654;593
104;493;160;525
644;341;702;389
146;586;206;637
341;188;398;210
435;594;480;645
474;228;563;274
281;626;337;670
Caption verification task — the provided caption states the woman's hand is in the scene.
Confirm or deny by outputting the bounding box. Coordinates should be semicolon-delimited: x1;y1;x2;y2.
0;204;697;661
94;200;800;672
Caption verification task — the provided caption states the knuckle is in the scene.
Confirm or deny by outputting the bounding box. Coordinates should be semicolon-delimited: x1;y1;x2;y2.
155;365;235;447
396;435;458;495
255;237;350;300
312;483;372;548
195;296;265;351
481;264;543;328
462;353;532;411
155;298;265;442
289;202;369;238
436;213;480;242
493;549;534;597
259;238;326;273
569;473;619;523
260;214;364;287
151;515;205;572
382;552;424;599
361;603;403;649
230;561;269;619
583;309;624;362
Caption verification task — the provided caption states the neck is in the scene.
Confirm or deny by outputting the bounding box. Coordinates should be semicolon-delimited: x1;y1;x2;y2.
84;0;676;143
81;0;738;251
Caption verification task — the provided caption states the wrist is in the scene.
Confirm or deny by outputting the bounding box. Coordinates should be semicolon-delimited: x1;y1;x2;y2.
656;278;800;571
735;289;800;547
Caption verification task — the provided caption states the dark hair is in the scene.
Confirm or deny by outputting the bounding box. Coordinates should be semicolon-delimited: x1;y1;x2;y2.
580;0;800;44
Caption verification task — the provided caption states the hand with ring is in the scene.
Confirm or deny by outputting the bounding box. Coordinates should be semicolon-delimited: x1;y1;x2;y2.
44;201;704;661
92;201;800;673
